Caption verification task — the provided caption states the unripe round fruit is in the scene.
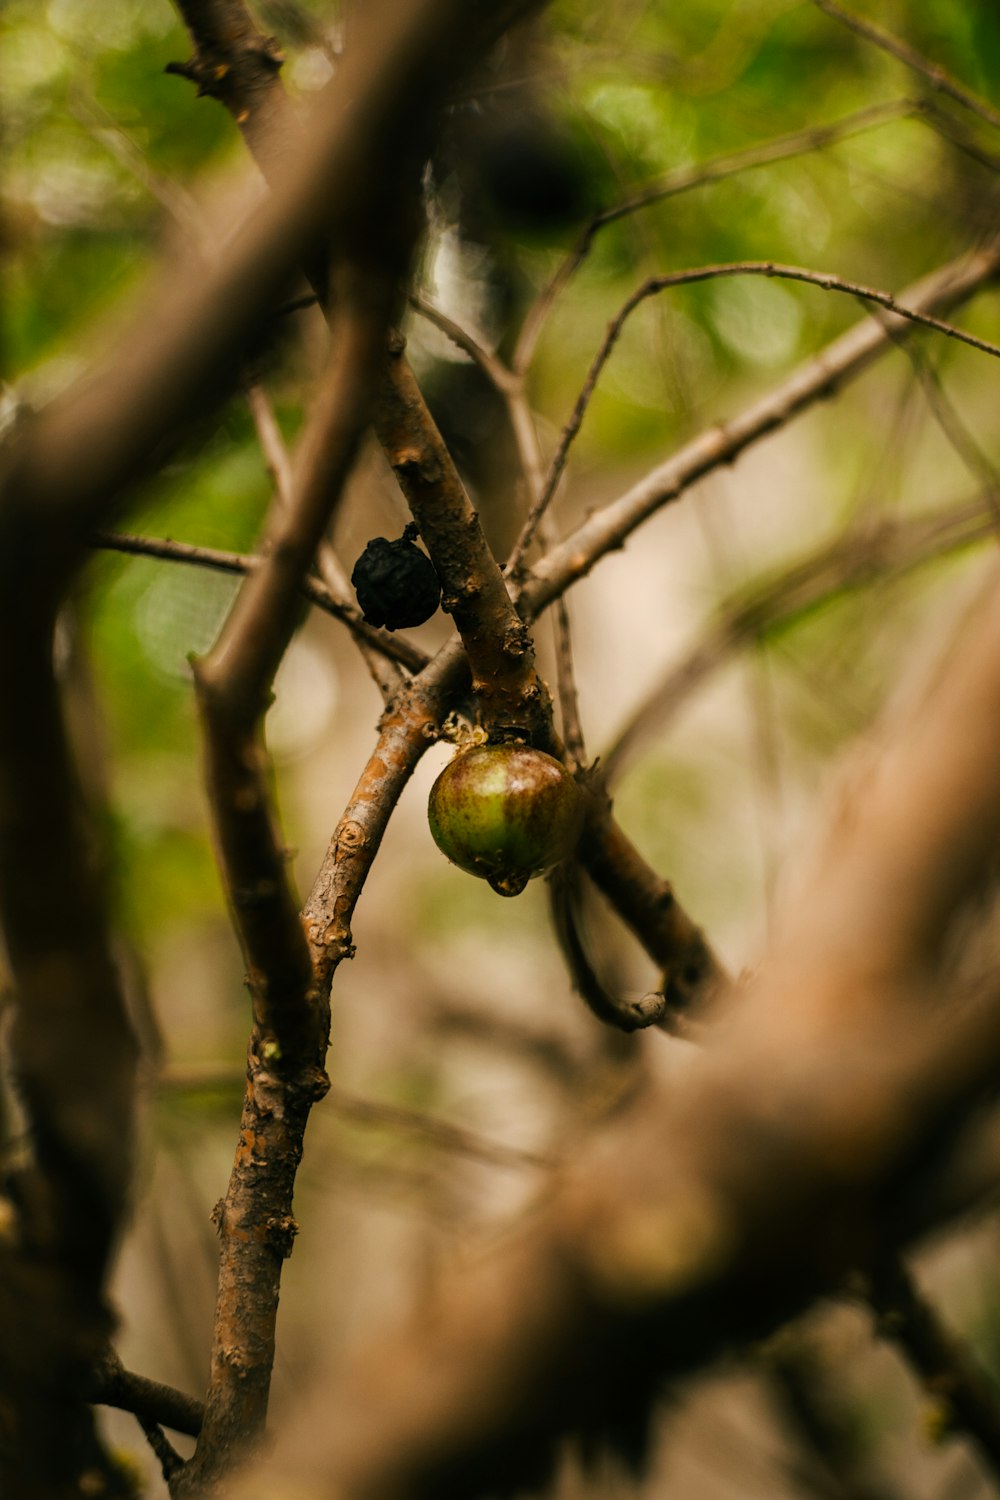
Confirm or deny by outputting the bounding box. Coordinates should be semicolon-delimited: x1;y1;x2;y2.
428;744;582;897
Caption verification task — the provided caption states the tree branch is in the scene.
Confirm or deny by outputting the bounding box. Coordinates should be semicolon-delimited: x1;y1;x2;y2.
410;295;593;765
169;0;552;746
243;383;408;701
90;529;428;672
513;257;1000;571
521;239;1000;617
0;620;138;1490
182;307;390;1494
371;340;549;743
810;0;1000;135
167;0;295;172
513;97;916;376
302;657;465;988
0;336;139;1500
578;805;727;1016
867;1255;1000;1480
547;863;671;1033
87;1347;204;1439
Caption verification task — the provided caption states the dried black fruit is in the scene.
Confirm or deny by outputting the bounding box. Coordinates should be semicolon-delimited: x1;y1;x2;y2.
350;523;441;631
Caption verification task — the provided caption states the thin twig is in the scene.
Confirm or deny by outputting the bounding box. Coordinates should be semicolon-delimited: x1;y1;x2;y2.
521;239;1000;617
601;494;996;786
494;379;672;1033
882;336;1000;529
513;97;916;376
542;546;587;774
579;799;727;1014
500;380;589;766
598;101;918;236
547;863;669;1033
89;529;428;672
139;1419;186;1482
327;1085;554;1172
811;0;1000;136
503;383;548;512
244;384;295;503
868;1255;1000;1481
408;292;515;393
314;541;409;701
245;382;407;701
553;596;586;770
511;258;1000;573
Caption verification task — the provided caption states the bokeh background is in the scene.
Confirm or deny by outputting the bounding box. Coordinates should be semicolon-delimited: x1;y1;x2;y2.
6;0;1000;1494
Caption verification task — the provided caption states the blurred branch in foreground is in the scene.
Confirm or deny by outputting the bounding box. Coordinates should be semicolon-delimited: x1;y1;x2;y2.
237;559;1000;1499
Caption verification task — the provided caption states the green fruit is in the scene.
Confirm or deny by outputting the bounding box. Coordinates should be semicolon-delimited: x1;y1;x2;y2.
428;744;582;897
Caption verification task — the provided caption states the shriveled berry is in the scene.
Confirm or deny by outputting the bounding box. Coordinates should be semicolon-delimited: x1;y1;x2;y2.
351;524;440;631
428;744;582;897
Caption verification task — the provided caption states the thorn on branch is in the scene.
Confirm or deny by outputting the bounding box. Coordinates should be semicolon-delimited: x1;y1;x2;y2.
265;1212;299;1260
165;41;283;102
164;57;202;87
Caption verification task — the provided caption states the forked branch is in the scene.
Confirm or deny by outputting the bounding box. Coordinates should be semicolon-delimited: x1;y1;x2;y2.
513;257;1000;569
522;239;1000;616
